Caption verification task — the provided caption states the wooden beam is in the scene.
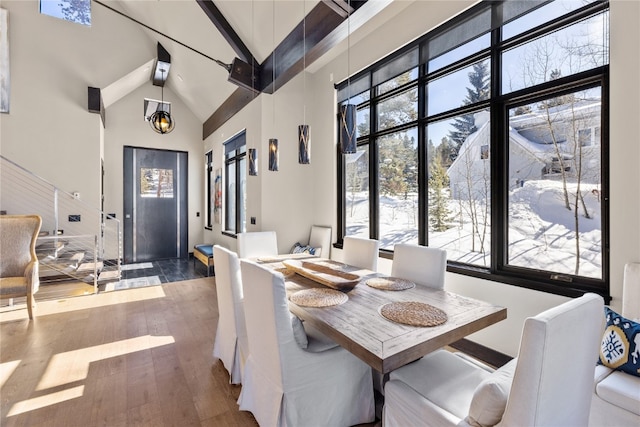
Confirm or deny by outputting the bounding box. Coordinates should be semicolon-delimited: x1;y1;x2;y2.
202;88;258;140
196;0;255;64
201;0;380;139
87;87;105;127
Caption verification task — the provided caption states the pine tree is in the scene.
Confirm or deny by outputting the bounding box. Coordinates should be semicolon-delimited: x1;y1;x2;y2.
448;61;490;154
428;156;452;232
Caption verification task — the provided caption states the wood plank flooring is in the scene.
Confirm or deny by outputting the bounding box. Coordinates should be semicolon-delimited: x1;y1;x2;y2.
0;278;259;427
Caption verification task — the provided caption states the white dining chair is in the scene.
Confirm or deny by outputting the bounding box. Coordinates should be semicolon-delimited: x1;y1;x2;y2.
212;245;248;384
343;236;380;271
391;243;447;289
237;259;375;427
383;293;604;427
308;225;332;258
236;231;278;259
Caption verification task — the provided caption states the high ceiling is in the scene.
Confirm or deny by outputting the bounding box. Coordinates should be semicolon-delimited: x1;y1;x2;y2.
97;0;403;137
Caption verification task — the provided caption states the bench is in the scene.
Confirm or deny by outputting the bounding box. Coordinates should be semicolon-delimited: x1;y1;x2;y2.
193;244;214;276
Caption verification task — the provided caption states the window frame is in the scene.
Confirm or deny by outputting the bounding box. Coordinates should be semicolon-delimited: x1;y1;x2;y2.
223;131;247;237
204;151;213;230
336;0;610;301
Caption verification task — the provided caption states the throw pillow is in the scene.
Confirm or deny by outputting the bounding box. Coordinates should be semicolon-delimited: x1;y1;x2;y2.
599;307;640;377
290;242;320;256
466;358;517;427
291;314;308;349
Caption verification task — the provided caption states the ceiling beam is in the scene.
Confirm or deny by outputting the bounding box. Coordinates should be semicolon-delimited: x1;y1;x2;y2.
202;0;376;139
196;0;255;64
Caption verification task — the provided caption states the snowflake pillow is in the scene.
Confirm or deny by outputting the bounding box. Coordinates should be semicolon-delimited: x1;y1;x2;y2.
598;307;640;377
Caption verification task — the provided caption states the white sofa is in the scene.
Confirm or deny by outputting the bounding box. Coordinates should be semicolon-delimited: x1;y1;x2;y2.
589;263;640;426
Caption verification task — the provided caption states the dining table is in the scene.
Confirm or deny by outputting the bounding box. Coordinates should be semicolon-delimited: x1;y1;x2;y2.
254;254;507;374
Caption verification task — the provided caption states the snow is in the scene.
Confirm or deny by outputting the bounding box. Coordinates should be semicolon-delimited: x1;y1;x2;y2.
346;178;602;279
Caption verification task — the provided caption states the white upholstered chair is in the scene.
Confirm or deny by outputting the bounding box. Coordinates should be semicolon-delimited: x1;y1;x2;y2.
212;245;248;384
307;225;332;258
0;214;42;320
237;231;278;259
238;259;375;427
383;293;605;427
343;236;380;271
391;243;447;289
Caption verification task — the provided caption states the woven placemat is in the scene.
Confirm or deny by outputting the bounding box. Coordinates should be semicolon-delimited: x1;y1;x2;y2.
366;276;415;291
379;301;448;327
289;288;348;307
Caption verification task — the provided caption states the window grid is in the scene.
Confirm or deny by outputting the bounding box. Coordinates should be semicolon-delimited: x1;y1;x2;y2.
336;0;609;300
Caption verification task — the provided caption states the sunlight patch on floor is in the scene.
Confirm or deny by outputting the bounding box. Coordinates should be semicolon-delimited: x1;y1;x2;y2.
0;360;21;388
7;385;84;417
0;285;167;323
37;335;175;390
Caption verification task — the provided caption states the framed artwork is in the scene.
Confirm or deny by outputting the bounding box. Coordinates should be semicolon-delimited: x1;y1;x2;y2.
214;168;222;224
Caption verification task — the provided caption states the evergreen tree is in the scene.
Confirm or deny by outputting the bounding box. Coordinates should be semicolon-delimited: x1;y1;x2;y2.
428;155;452;232
61;0;91;25
448;61;490;154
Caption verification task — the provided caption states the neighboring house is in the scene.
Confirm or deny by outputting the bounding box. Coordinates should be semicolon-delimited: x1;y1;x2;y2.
448;100;601;200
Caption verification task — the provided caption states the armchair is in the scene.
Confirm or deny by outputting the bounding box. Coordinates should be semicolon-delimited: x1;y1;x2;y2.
0;214;42;319
384;293;604;426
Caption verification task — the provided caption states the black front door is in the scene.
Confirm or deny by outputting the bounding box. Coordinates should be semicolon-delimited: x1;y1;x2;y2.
123;146;188;263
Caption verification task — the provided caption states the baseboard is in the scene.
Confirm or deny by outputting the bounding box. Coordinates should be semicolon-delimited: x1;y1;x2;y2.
450;338;513;368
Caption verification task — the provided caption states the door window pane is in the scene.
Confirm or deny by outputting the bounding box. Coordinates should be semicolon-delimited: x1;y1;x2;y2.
507;87;602;279
140;168;174;198
378;128;418;250
345;146;370;239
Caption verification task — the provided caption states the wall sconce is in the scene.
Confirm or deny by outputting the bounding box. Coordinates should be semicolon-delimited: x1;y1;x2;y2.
248;148;258;176
340;104;356;154
298;125;310;164
268;138;279;171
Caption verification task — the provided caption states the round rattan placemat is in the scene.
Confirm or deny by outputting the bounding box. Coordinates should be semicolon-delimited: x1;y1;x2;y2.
366;277;415;291
379;301;448;327
289;288;348;307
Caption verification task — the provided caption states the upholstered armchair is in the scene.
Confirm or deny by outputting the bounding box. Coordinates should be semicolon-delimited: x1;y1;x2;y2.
383;293;605;427
0;215;42;319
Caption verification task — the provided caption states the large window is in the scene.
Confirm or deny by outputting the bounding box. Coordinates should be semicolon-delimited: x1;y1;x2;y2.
224;132;247;235
337;0;609;298
205;151;213;229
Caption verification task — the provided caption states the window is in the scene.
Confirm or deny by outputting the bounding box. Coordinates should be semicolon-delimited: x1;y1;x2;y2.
40;0;91;26
224;132;247;235
205;151;213;229
337;0;609;299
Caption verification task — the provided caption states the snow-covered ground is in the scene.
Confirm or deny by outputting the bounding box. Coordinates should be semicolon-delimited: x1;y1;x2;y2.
346;178;602;279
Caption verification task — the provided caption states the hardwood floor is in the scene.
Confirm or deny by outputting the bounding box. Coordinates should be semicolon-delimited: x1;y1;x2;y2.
0;278;259;427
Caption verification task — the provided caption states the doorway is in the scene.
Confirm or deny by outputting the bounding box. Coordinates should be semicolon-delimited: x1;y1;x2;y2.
123;146;188;263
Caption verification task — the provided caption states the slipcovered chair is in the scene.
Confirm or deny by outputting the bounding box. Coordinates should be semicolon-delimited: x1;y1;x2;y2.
238;259;375;427
307;225;332;258
212;245;248;384
237;231;278;259
343;236;380;271
383;293;605;427
391;244;447;289
0;214;42;320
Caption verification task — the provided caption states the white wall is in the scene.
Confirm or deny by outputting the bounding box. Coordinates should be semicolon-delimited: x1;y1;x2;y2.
0;0;205;250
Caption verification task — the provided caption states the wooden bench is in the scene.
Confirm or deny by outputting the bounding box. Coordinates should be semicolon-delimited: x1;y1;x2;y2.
193;244;214;276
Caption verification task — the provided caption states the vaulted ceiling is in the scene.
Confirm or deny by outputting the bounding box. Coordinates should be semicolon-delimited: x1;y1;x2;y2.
98;0;406;139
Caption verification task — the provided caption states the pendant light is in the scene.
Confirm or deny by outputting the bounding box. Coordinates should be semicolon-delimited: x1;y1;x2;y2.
269;0;279;171
298;2;310;164
149;68;175;134
340;0;356;154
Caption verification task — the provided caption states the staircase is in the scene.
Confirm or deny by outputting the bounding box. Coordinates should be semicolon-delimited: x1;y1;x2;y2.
0;155;122;292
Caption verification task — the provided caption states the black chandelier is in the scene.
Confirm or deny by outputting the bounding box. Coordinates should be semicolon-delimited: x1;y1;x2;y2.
149;68;175;134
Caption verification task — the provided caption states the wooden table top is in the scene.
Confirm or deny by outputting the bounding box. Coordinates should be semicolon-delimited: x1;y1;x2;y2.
256;256;507;374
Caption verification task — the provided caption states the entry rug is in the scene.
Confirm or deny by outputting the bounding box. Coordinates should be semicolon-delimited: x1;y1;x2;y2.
104;275;162;291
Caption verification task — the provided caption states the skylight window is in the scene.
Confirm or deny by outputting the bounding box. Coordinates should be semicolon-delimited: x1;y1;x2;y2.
40;0;91;26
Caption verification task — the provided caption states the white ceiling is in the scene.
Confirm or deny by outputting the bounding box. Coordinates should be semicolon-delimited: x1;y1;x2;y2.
100;0;405;128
